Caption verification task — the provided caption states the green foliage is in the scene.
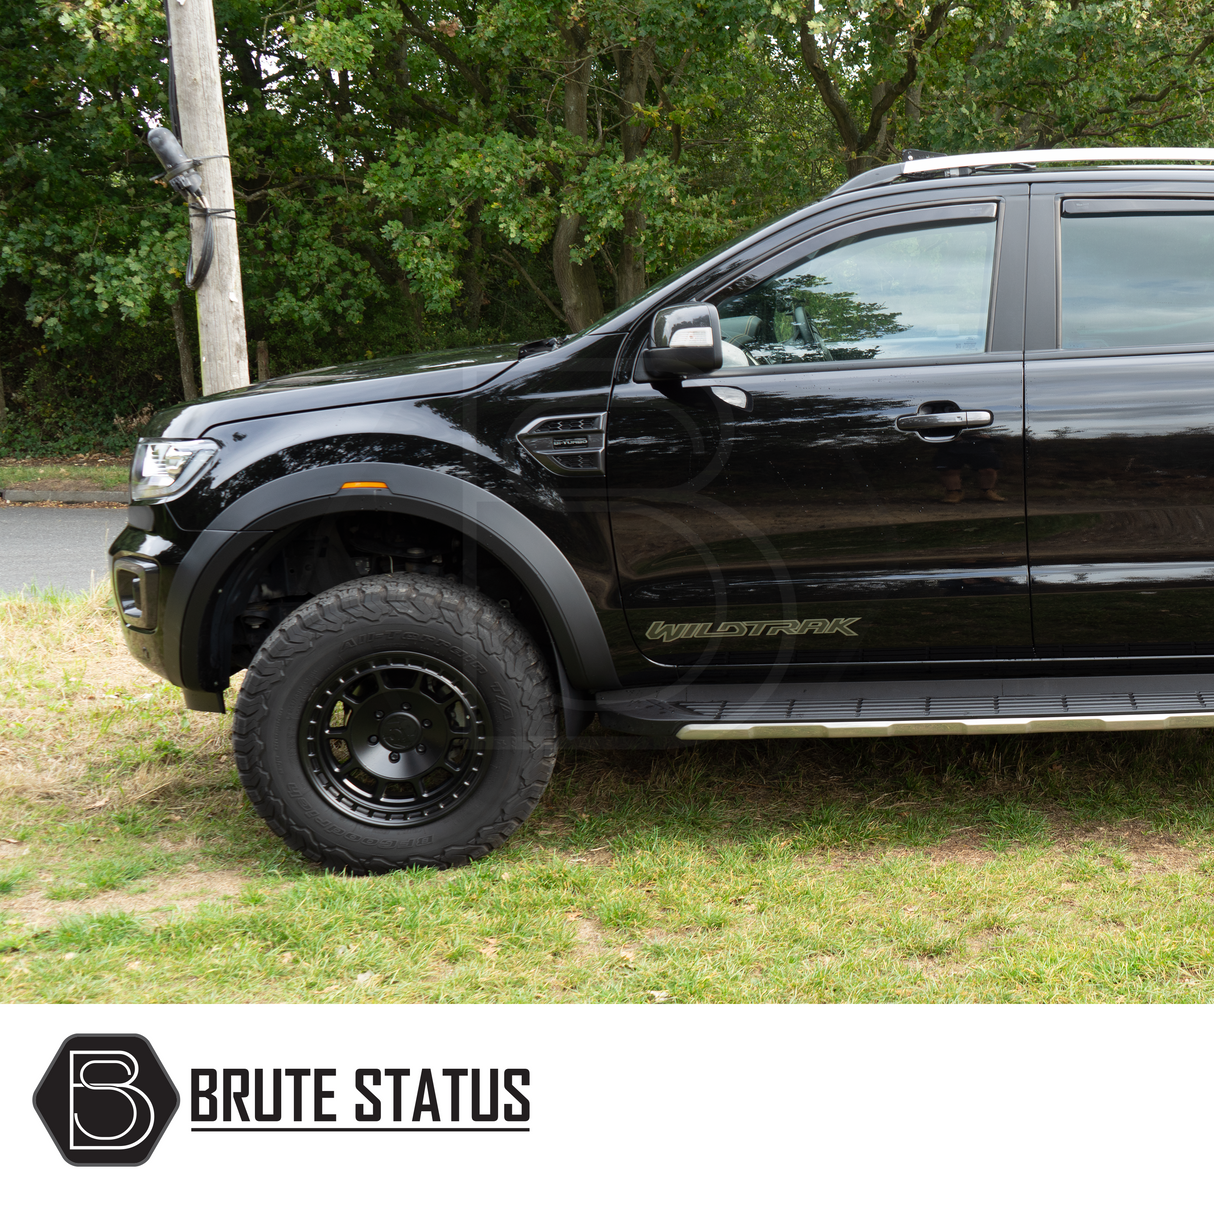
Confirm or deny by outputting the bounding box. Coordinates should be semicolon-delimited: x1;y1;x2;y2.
769;0;1214;175
2;0;817;449
923;0;1214;151
5;0;1214;449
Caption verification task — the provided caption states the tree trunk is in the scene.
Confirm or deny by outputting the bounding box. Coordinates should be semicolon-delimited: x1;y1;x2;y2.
0;362;6;432
391;29;410;129
392;31;424;346
462;203;484;333
256;339;269;382
614;37;654;307
169;294;199;400
798;7;950;178
551;21;603;331
905;82;922;136
869;79;892;165
552;213;603;331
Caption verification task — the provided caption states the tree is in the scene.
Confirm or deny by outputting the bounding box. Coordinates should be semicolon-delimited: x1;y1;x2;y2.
772;0;1214;180
16;0;1214;454
923;0;1214;152
0;0;185;342
2;1;780;356
358;0;773;329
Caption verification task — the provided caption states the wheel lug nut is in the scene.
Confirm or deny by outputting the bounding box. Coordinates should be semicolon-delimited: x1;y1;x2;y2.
374;710;385;720
389;752;400;762
422;720;432;728
368;734;378;745
416;744;426;754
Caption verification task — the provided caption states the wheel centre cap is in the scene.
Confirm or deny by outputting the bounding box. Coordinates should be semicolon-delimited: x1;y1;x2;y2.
379;711;423;751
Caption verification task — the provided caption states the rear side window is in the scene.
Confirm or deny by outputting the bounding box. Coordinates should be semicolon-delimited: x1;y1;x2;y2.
1060;201;1214;349
717;216;998;364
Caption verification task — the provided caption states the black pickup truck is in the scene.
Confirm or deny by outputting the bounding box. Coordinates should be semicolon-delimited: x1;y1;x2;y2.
111;147;1214;871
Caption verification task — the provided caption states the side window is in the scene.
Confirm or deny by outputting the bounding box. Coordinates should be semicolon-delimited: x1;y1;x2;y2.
717;215;997;365
1060;203;1214;350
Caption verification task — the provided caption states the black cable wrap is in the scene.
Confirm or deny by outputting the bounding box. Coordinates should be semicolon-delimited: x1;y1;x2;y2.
157;0;231;292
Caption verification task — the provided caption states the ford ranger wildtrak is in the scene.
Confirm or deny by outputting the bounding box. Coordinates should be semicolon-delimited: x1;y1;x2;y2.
111;147;1214;871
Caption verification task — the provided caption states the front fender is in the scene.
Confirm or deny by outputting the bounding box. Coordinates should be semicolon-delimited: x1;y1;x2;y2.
166;462;621;695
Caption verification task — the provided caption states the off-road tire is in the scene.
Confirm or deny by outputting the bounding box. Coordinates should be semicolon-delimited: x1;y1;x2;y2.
232;574;557;872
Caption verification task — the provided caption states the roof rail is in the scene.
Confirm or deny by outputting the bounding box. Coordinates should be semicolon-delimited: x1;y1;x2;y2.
832;147;1214;196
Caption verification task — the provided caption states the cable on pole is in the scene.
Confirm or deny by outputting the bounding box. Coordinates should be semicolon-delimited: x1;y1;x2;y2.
148;0;231;292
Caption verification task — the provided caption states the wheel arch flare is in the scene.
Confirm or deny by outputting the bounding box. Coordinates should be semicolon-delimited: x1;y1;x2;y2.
167;463;620;707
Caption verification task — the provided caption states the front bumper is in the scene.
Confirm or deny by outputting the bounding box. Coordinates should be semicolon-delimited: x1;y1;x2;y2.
110;505;271;711
109;521;182;685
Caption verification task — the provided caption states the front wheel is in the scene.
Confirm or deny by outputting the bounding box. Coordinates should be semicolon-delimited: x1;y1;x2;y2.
232;575;557;872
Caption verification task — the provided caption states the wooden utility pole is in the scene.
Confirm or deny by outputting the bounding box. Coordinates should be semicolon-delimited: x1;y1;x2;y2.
165;0;249;395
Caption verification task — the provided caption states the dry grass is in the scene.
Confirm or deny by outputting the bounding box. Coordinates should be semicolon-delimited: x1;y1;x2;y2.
0;587;228;805
0;587;260;930
5;588;1214;1002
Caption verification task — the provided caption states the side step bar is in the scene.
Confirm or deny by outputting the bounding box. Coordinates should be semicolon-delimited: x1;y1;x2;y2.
596;673;1214;740
674;713;1214;740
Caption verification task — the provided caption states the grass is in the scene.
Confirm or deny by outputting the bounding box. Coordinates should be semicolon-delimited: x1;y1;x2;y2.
4;586;1214;1003
0;460;129;492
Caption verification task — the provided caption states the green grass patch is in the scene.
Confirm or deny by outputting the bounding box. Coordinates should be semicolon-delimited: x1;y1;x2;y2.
45;855;161;900
6;588;1214;1002
0;463;128;491
0;867;30;895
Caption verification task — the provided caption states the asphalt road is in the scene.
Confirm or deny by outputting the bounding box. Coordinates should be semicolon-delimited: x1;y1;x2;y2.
0;506;126;595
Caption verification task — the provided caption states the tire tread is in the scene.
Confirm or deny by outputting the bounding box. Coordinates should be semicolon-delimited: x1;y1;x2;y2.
232;575;557;873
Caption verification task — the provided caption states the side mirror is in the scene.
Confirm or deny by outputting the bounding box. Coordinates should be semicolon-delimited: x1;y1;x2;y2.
642;303;723;379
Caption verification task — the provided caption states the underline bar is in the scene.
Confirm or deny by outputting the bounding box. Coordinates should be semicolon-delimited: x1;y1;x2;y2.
191;1126;530;1132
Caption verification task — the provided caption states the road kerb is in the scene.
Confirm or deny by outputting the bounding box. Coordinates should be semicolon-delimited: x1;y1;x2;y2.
0;490;128;504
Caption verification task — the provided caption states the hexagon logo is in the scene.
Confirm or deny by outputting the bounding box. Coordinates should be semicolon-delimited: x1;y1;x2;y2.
33;1034;179;1166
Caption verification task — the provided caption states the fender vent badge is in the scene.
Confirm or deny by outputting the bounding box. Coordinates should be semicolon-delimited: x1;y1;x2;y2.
517;413;607;475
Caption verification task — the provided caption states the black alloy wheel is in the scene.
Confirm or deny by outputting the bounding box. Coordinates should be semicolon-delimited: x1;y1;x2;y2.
300;653;488;826
233;574;558;872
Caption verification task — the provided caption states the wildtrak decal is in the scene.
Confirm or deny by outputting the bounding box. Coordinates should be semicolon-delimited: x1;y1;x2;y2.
645;617;862;642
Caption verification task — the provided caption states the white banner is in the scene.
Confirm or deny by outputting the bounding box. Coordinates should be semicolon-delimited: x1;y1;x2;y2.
2;1005;1209;1212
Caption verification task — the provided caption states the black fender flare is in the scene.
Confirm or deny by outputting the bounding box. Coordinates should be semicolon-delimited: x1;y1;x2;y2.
164;462;621;694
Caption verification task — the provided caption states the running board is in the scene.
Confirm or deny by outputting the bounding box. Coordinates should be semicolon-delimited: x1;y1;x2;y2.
674;713;1214;740
596;673;1214;740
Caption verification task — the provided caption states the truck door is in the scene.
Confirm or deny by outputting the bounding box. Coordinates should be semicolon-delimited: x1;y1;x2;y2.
1024;186;1214;657
608;189;1031;668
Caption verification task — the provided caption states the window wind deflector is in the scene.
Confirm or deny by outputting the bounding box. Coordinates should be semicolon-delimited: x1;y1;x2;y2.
928;202;998;221
714;202;999;303
1063;198;1214;216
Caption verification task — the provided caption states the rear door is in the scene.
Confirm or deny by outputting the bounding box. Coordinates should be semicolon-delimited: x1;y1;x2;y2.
608;187;1031;668
1025;184;1214;656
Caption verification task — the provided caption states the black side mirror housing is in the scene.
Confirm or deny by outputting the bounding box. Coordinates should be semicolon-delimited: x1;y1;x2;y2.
641;303;723;379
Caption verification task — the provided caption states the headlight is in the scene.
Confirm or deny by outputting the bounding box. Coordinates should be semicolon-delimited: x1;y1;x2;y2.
130;439;219;502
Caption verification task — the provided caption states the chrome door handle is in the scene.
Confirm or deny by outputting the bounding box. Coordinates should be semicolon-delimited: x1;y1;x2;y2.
895;409;993;433
711;386;749;409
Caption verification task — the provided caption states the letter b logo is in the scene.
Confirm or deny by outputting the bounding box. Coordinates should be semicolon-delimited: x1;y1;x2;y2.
35;1035;179;1166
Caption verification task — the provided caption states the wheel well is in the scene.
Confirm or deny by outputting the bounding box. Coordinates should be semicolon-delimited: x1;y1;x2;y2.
213;509;554;682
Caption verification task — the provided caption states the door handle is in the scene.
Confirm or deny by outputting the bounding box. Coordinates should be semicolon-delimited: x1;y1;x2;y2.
710;386;749;409
895;408;993;433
